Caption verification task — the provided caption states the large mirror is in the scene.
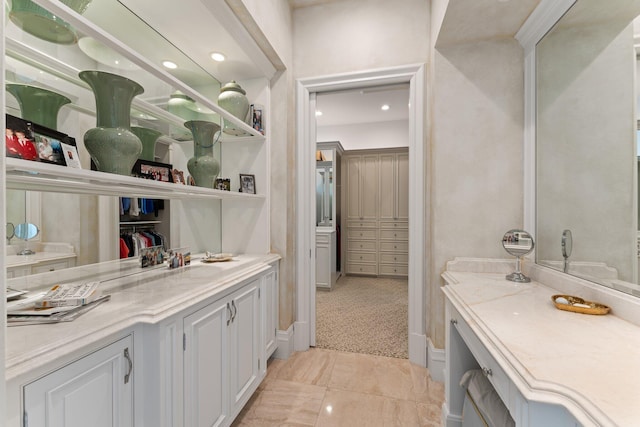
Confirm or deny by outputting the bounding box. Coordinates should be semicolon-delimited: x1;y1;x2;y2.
536;0;640;296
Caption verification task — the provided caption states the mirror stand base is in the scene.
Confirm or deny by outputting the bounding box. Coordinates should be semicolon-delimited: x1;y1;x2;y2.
17;249;35;256
506;271;531;283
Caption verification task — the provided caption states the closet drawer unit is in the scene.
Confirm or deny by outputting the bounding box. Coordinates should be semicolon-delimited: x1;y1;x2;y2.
379;221;408;229
347;229;377;240
378;264;408;276
348;252;377;263
347;220;377;229
316;233;331;244
449;304;509;405
379;241;408;252
346;263;378;275
379;253;408;264
379;229;408;241
347;240;377;251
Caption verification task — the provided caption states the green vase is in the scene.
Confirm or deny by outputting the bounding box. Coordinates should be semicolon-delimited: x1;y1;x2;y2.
185;120;221;188
9;0;92;44
218;80;250;135
131;126;162;162
6;84;71;130
79;70;143;175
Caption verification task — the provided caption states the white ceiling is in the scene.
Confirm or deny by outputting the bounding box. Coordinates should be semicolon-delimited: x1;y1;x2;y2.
316;84;410;127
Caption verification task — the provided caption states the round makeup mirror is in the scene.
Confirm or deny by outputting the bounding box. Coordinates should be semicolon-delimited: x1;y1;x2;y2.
502;229;534;283
6;222;15;244
561;229;572;259
15;222;39;255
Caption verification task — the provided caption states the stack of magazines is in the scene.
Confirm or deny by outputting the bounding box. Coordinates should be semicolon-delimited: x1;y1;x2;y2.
7;281;110;326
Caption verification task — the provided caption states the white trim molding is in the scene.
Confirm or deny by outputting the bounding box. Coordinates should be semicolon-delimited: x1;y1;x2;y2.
273;325;295;360
295;64;429;367
427;338;445;383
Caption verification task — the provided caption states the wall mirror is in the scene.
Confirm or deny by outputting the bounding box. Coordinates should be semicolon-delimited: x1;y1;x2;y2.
315;142;343;230
536;0;640;296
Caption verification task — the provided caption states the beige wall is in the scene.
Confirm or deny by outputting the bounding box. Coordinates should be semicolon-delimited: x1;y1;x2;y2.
429;38;524;347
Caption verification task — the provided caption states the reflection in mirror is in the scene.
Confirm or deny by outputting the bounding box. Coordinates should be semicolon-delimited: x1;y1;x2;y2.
502;229;534;283
536;0;640;296
562;229;572;273
6;222;15;244
15;222;39;255
316;162;333;227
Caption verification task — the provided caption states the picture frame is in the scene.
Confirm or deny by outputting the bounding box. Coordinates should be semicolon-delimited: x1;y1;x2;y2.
250;104;264;135
215;178;231;191
132;159;173;182
5;114;76;166
239;173;256;194
172;169;185;185
61;143;81;168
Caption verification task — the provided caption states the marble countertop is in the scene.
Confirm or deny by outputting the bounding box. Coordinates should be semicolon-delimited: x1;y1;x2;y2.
5;253;280;381
442;271;640;427
6;252;77;268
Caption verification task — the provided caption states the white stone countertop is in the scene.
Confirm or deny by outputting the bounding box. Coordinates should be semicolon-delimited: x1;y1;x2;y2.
443;271;640;427
5;253;280;381
6;252;77;268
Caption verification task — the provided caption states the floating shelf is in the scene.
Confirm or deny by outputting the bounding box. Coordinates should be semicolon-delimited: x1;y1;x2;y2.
6;158;265;201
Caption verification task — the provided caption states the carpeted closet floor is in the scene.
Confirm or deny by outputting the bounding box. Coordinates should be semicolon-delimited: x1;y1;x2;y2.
315;275;408;359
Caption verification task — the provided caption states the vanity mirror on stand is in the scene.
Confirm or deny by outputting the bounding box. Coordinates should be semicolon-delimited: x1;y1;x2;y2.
502;229;534;283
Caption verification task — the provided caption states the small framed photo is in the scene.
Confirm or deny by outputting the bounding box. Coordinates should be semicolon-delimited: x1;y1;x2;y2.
172;169;185;185
61;143;81;168
239;174;256;194
250;104;264;135
132;159;173;182
215;178;231;191
5;115;78;166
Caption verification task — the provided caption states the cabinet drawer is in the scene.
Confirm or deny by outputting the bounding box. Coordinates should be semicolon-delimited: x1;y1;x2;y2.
347;229;377;240
379;221;408;229
316;233;331;244
348;252;377;263
346;263;378;275
347;220;377;229
347;240;377;251
378;264;408;276
32;260;71;274
379;253;408;264
379;229;408;241
379;241;408;252
449;305;509;404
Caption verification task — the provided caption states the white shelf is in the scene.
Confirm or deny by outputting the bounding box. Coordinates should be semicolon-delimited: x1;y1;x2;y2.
6;158;265;201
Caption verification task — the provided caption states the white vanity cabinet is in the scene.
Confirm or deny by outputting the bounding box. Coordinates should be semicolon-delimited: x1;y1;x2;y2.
23;334;134;427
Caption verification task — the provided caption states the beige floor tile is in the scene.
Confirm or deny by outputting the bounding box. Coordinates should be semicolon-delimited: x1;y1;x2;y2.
259;357;286;389
274;347;337;386
316;388;420;427
232;379;326;427
328;352;419;401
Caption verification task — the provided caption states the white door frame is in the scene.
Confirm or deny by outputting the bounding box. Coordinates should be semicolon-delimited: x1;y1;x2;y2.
295;64;428;366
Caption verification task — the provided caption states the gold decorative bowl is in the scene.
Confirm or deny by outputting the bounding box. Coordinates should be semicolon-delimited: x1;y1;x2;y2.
551;294;610;315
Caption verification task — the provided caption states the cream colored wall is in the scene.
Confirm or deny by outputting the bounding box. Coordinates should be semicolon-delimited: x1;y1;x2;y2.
293;0;430;78
237;0;296;330
317;120;409;150
429;39;524;347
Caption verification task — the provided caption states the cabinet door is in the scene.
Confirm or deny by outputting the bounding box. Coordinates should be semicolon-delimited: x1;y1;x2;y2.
378;153;396;220
183;299;229;427
24;335;134;427
360;155;379;220
345;156;362;220
228;279;261;416
262;267;279;361
396;153;409;221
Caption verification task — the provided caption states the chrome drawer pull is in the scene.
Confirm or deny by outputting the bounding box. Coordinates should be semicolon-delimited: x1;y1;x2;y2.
482;367;492;377
450;319;457;325
124;348;133;384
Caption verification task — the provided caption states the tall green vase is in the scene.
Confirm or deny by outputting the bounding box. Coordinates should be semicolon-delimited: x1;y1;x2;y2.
131;126;162;162
79;70;143;175
185;120;221;188
6;84;71;130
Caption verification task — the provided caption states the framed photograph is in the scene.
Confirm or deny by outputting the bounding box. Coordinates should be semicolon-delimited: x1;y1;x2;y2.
250;104;264;135
215;178;231;191
239;173;256;194
61;143;81;168
5;114;77;166
172;169;185;185
132;159;173;182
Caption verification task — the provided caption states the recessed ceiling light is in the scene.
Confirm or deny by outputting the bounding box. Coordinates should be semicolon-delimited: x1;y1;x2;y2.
316;111;323;116
381;104;390;111
210;52;226;62
162;60;177;69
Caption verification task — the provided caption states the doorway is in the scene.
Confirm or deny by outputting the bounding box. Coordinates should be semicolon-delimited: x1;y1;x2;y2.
295;65;428;367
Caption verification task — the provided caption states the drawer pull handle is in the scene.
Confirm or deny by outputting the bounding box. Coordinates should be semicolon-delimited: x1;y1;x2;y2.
226;302;232;325
450;319;457;325
124;348;133;384
482;367;492;377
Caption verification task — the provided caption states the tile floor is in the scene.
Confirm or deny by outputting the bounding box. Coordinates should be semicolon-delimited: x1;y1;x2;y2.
232;348;444;426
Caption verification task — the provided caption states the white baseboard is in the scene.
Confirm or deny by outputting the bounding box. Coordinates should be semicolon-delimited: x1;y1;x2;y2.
273;325;295;360
427;337;445;383
409;332;427;367
441;402;463;427
293;320;309;352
